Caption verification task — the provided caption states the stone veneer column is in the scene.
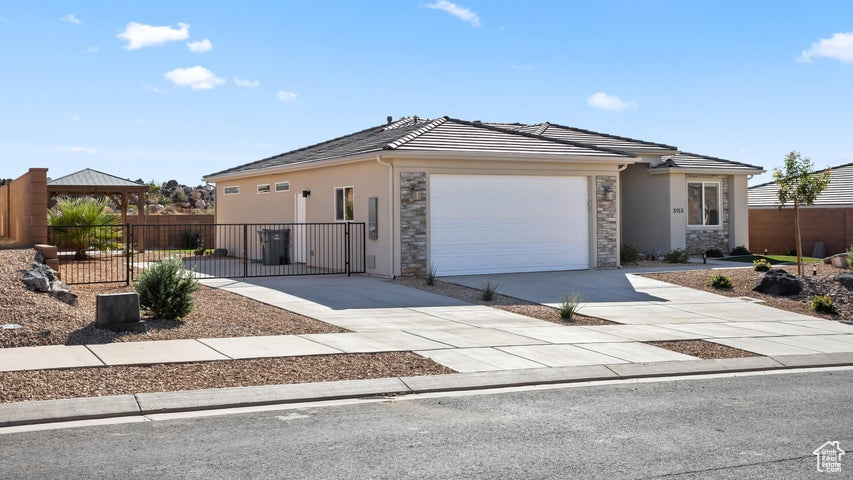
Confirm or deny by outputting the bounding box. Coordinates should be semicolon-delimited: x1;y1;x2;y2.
399;172;427;276
595;175;618;268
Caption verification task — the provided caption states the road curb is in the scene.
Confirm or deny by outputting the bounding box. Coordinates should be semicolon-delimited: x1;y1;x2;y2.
2;353;853;428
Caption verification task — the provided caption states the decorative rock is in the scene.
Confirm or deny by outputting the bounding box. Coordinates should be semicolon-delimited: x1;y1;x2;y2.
212;248;228;257
837;272;853;290
20;263;78;306
812;241;826;259
753;269;802;296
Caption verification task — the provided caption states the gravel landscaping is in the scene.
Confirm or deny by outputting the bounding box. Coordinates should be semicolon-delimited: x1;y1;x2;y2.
0;352;452;403
641;262;852;321
646;340;760;359
393;277;616;326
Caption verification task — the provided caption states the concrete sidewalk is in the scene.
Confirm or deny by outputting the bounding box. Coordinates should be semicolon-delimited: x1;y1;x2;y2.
3;273;852;374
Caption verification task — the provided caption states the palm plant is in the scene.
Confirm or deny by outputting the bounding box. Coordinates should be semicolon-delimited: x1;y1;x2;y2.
47;197;122;260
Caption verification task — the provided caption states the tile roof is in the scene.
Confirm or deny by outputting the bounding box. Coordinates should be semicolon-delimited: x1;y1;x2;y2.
204;116;635;179
204;116;763;180
47;168;145;187
748;162;853;207
487;122;677;153
651;152;764;173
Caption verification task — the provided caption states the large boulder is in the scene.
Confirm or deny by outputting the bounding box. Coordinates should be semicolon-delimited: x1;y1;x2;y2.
837;272;853;290
753;269;802;296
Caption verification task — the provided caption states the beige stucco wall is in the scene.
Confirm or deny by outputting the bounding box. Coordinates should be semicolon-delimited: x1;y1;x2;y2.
727;174;750;251
668;173;688;251
620;163;673;252
211;159;393;276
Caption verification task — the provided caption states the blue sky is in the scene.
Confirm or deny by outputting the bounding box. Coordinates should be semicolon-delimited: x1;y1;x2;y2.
1;1;851;187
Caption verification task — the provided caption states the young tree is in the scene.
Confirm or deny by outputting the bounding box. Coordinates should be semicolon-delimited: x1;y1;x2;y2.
773;151;831;275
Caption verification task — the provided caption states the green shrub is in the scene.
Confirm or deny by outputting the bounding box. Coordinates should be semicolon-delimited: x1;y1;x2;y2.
847;245;852;270
481;280;501;301
134;257;199;320
424;263;438;286
753;258;772;272
558;292;584;320
707;274;732;289
812;295;838;314
730;245;751;256
47;197;122;260
663;248;689;263
620;243;640;264
171;189;189;203
704;248;724;258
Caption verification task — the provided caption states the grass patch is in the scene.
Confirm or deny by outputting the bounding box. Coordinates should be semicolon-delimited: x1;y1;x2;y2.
720;254;822;265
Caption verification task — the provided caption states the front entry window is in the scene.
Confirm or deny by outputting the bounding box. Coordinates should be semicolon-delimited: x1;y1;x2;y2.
688;182;720;226
335;186;354;221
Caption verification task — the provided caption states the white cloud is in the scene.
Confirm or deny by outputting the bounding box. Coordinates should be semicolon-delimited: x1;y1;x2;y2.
187;38;212;52
276;91;298;102
234;78;260;88
511;64;535;70
587;92;636;111
426;1;481;28
61;14;81;24
799;32;853;63
164;66;225;90
71;115;81;121
144;82;166;94
86;46;99;53
118;22;190;50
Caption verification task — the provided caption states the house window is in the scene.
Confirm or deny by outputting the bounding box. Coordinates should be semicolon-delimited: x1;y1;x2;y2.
257;184;271;194
335;186;354;221
223;186;240;195
687;182;720;226
275;181;290;192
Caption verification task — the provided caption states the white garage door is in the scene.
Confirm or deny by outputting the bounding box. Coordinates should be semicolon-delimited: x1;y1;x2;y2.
429;174;589;276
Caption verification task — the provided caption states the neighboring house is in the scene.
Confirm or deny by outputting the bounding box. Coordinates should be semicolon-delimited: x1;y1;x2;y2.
749;162;853;256
204;116;763;277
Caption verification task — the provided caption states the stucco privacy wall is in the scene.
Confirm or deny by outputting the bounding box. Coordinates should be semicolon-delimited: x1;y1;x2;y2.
212;160;392;276
749;206;853;256
0;168;48;246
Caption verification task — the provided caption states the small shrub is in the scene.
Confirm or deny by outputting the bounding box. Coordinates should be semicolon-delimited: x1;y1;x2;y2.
663;248;689;263
481;280;501;301
730;245;751;256
704;248;724;258
134;257;199;320
753;258;772;272
171;189;189;203
707;274;732;289
424;263;438;286
812;295;838;314
558;292;584;320
847;245;852;270
620;243;640;264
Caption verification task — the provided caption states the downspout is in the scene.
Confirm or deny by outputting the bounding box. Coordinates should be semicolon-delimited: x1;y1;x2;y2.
376;155;396;278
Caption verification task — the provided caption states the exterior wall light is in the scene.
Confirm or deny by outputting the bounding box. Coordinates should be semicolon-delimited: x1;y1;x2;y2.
302;190;311;198
603;186;615;201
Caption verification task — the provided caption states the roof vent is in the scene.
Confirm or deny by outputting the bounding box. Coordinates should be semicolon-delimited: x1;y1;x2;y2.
386;116;392;125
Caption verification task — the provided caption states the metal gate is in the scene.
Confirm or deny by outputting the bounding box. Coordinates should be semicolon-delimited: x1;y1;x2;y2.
47;222;366;285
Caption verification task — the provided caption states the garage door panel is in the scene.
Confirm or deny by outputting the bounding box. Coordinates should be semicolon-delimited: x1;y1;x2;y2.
429;174;589;276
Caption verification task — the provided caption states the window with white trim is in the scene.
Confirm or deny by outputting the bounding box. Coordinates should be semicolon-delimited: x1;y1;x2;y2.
687;181;720;226
275;181;290;192
257;184;271;194
223;186;240;195
334;186;354;221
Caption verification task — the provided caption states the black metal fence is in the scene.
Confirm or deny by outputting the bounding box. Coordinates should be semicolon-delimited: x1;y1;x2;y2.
47;222;366;285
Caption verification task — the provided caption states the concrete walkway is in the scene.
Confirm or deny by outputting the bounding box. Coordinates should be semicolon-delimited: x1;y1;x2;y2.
3;269;852;374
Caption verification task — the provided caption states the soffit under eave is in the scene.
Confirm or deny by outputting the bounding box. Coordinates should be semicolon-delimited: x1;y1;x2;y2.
646;167;766;176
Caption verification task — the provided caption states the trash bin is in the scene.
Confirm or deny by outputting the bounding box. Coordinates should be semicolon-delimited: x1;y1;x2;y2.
257;229;290;265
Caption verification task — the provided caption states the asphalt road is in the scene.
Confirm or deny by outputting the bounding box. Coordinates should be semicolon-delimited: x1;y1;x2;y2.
1;369;850;479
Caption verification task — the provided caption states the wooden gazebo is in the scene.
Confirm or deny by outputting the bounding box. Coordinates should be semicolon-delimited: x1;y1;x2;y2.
47;168;149;248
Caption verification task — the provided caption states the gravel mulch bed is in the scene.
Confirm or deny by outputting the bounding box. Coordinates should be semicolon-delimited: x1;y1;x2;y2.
646;340;760;359
0;352;452;404
641;263;853;321
0;249;346;348
392;277;616;326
